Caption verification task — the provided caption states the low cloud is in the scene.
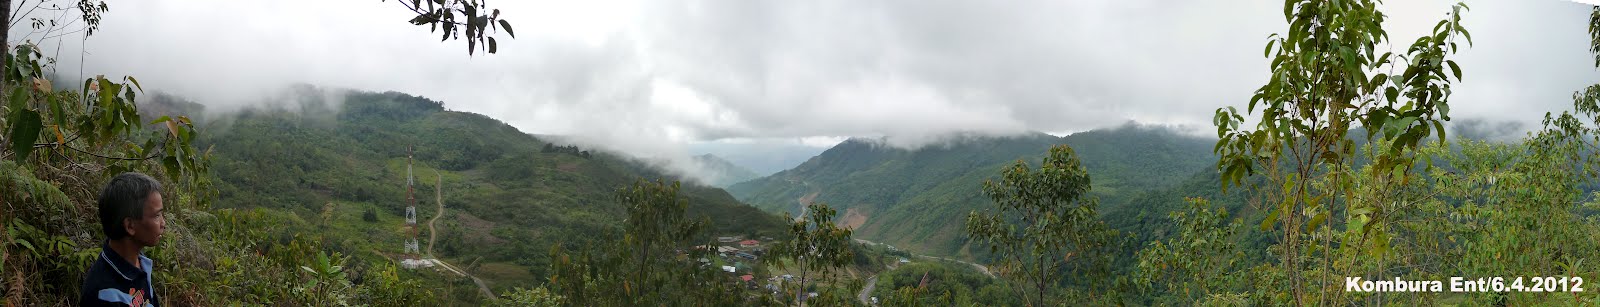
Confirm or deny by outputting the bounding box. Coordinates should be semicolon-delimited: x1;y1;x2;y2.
15;0;1599;177
1449;118;1530;142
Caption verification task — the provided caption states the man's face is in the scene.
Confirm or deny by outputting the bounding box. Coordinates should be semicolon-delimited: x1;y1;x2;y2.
124;192;165;247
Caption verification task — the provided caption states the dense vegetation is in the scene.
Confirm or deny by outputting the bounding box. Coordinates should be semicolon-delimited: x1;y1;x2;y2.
870;261;1015;306
727;125;1216;258
200;85;789;289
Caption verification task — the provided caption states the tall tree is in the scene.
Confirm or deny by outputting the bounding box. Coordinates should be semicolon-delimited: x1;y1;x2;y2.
965;144;1117;306
1135;198;1247;305
1212;0;1471;304
765;202;855;306
547;179;761;306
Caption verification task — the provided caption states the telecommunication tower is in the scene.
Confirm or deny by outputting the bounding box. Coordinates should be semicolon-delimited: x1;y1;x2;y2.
403;146;421;256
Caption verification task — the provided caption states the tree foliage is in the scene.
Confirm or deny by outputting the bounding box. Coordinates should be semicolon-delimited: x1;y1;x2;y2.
1210;0;1472;303
1135;197;1248;304
384;0;516;55
765;202;855;306
965;144;1117;306
875;261;1017;306
546;179;766;306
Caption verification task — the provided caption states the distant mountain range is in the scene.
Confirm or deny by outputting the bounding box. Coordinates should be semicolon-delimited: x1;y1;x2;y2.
727;124;1219;258
691;154;762;188
688;141;832;176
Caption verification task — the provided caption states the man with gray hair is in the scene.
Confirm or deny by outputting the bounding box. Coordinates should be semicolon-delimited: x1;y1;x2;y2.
79;172;164;307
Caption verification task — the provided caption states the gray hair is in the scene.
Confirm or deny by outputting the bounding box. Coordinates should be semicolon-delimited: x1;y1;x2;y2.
97;172;162;240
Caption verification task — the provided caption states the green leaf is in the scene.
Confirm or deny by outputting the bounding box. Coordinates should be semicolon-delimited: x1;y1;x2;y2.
44;93;64;130
499;20;515;38
127;76;143;93
488;37;498;54
163;156;180;178
15;239;34;252
8;106;42;159
6;86;24;111
1260;208;1279;231
1307;211;1328;231
1433;121;1447;145
1447;60;1462;81
97;79;117;108
409;14;432;25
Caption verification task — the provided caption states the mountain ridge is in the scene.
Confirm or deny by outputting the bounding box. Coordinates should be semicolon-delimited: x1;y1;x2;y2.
727;123;1218;258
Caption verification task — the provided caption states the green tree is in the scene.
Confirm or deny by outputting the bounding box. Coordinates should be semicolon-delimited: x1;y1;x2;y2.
1134;197;1247;305
494;287;563;307
765;202;855;306
965;144;1117;306
1211;0;1471;303
362;207;379;222
297;251;352;306
547;179;761;306
1551;7;1600;178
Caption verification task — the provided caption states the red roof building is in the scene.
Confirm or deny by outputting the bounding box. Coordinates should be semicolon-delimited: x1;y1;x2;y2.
739;240;760;247
740;275;754;282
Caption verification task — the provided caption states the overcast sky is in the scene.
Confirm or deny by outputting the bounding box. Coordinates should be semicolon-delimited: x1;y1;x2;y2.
12;0;1599;168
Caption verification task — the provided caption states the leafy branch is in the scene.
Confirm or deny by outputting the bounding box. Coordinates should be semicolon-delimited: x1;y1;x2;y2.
385;0;515;55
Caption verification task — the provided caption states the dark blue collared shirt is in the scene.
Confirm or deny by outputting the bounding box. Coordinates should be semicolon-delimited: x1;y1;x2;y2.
79;242;159;307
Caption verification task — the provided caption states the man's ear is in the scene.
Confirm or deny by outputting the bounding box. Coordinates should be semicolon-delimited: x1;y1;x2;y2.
123;217;138;238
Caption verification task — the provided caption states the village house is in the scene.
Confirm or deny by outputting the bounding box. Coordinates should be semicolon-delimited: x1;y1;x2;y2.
740;275;756;288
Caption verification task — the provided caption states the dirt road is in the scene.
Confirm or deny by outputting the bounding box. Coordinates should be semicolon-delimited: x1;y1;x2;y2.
428;173;495;299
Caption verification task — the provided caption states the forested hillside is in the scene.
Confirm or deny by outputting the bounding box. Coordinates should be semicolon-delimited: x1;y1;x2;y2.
200;86;788;285
727;124;1216;258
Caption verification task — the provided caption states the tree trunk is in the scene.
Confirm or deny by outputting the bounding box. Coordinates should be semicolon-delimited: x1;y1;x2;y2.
1;0;11;112
2;0;11;80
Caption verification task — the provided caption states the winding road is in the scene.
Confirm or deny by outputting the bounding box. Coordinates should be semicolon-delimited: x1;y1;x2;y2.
852;239;996;305
852;239;994;279
858;274;879;305
428;173;495;299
